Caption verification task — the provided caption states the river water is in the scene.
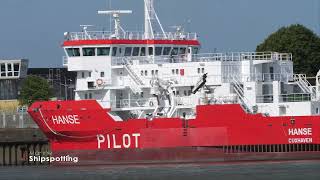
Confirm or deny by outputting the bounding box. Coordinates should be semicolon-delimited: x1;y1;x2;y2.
0;160;319;180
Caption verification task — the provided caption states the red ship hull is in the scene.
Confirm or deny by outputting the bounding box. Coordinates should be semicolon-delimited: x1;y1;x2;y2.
28;100;320;164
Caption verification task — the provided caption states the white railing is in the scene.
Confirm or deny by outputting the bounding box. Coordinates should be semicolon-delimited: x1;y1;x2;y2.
279;93;311;102
66;31;198;41
223;73;294;83
256;93;311;103
111;52;292;66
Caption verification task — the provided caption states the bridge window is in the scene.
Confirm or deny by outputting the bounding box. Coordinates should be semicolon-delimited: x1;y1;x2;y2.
97;47;110;56
66;48;80;57
83;48;95;56
193;47;199;54
112;47;117;56
140;47;146;56
124;47;132;56
163;47;171;55
148;47;154;55
132;47;140;56
155;47;163;56
171;48;179;56
179;47;187;55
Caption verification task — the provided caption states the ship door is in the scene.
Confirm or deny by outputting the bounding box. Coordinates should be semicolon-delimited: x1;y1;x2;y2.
187;47;192;62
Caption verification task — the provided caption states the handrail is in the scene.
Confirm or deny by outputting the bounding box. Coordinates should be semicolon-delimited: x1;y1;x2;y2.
111;52;292;66
65;31;198;41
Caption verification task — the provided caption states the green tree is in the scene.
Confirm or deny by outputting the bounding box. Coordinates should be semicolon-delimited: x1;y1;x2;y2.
256;24;320;76
19;75;53;106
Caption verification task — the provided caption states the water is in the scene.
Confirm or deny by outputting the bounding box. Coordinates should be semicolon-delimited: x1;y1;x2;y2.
0;160;319;180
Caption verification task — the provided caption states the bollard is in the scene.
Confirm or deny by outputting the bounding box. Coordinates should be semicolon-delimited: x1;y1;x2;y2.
2;113;5;128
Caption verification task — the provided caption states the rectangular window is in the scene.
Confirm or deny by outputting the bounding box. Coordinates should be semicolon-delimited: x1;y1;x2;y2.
163;47;171;55
155;47;163;56
171;47;179;56
179;47;187;55
97;47;110;56
13;63;20;76
13;63;19;71
124;47;132;56
83;48;95;56
132;47;140;56
112;47;117;56
7;63;12;71
0;63;5;77
140;47;146;56
148;47;154;55
81;72;85;78
193;47;199;54
88;82;94;88
66;48;80;57
88;72;91;77
84;93;88;99
100;72;105;77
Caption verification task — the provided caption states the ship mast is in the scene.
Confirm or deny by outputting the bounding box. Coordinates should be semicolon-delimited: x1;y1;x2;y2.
144;0;167;39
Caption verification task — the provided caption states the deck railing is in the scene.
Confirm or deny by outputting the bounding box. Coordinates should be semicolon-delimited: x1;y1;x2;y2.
111;52;292;66
65;31;198;41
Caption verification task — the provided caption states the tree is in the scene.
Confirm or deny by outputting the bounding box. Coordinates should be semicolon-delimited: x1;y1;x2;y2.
256;24;320;77
19;75;53;106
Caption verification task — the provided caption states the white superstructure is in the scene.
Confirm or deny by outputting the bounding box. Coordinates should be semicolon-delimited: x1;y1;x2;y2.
62;0;320;120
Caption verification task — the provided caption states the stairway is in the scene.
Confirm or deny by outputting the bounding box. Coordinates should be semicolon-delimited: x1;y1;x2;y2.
232;76;253;113
122;58;144;94
294;74;316;99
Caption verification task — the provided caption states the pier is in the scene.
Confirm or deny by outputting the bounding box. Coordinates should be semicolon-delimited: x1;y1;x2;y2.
0;109;49;166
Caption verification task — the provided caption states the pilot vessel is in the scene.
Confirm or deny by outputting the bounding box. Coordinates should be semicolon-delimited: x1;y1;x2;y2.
28;0;320;164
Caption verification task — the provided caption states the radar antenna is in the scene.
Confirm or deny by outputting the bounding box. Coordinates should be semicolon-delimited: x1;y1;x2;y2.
98;10;132;39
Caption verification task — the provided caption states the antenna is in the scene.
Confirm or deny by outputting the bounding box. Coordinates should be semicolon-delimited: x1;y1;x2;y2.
98;10;132;39
80;25;94;40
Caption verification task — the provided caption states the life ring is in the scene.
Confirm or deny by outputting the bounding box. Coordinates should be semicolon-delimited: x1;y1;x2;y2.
149;101;154;107
96;79;104;86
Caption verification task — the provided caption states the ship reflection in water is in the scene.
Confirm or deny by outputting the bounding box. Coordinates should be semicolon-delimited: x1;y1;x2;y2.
0;160;320;180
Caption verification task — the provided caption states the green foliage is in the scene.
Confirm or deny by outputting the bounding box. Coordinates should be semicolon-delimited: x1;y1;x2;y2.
256;24;320;76
19;75;53;106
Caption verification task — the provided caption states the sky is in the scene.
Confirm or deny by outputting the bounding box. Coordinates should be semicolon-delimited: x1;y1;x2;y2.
0;0;319;68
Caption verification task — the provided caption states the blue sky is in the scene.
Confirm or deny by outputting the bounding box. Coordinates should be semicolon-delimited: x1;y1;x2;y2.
0;0;319;67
